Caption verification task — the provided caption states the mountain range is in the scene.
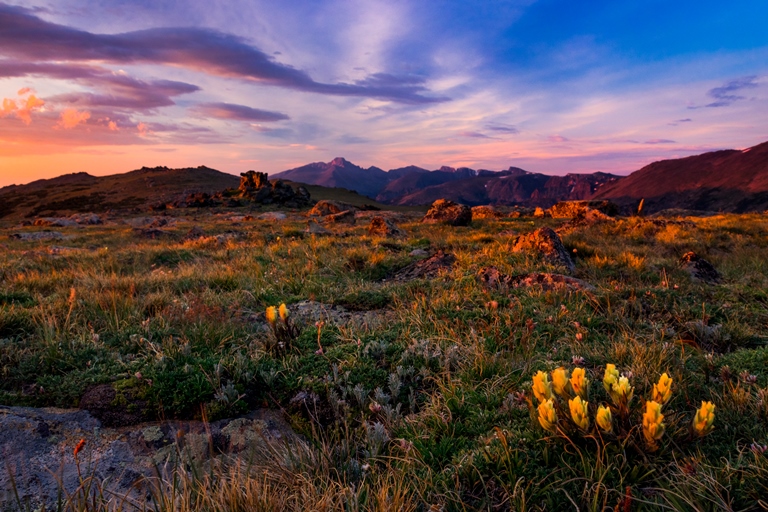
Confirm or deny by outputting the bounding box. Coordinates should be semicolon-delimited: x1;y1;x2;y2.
2;140;767;219
271;158;621;207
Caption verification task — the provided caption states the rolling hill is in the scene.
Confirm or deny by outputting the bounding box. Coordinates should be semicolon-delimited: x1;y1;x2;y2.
593;140;768;213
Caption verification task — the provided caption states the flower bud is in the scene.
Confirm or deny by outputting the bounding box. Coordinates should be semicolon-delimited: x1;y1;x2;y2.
568;396;589;430
266;306;277;325
570;367;589;399
642;400;665;449
596;405;612;433
532;370;553;403
538;399;557;432
551;367;571;398
652;372;673;406
693;401;715;437
603;364;619;393
278;303;289;321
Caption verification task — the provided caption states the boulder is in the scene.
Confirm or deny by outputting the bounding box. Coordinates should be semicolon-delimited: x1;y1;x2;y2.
258;212;287;221
69;213;103;225
391;250;456;281
308;200;359;217
367;216;406;238
680;251;721;284
323;210;356;225
235;171;311;207
548;200;619;218
533;207;549;218
511;227;575;273
9;231;66;241
471;205;504;219
422;199;472;226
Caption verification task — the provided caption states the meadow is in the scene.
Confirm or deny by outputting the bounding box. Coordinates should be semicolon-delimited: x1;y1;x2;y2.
1;209;767;510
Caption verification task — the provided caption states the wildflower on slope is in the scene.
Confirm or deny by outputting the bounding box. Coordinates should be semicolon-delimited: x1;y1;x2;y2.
642;401;665;450
551;367;571;398
74;438;86;457
266;306;277;325
538;399;557;432
596;405;613;433
532;371;553;403
603;364;620;393
569;396;589;430
652;373;673;406
693;401;716;437
570;367;589;399
279;303;289;321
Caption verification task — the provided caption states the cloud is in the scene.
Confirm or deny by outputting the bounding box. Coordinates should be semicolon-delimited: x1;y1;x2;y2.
57;108;90;128
0;88;45;124
0;60;201;111
548;135;568;142
192;102;289;122
459;131;497;139
705;76;758;107
644;139;676;144
0;4;448;105
486;124;519;134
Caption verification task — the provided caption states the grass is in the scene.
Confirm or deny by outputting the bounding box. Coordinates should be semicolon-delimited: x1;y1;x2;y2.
2;211;768;510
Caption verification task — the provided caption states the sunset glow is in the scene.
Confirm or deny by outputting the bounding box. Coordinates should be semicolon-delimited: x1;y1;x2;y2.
1;1;767;186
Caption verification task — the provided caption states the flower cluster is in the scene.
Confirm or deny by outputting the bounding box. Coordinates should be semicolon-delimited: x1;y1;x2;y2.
265;303;299;352
530;365;716;452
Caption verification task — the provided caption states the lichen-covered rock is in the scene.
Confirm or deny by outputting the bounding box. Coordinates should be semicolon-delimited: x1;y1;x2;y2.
367;216;406;238
680;251;721;284
33;217;78;227
512;227;575;273
422;199;472;226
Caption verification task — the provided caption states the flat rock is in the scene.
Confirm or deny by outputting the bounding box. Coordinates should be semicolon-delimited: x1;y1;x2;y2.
33;217;78;227
305;220;331;235
548;200;619;218
477;267;594;292
471;205;504;219
391;250;456;281
0;406;294;510
257;212;287;221
511;227;575;273
323;210;356;225
422;199;472;226
680;251;721;284
9;231;66;241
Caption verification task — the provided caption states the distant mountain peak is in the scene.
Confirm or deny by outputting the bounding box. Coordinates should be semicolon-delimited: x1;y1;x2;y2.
330;157;349;166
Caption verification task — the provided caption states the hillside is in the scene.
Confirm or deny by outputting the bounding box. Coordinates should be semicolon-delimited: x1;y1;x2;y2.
593;141;768;213
0;166;240;219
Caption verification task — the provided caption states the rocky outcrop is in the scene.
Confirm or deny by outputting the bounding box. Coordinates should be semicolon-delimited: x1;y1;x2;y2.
323;210;356;225
422;199;472;226
511;227;575;273
680;252;721;284
235;171;311;207
367;216;406;238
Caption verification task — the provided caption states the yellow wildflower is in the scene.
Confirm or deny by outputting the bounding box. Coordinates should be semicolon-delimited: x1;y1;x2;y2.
610;376;634;407
532;371;553;403
278;303;289;321
266;306;277;325
570;367;589;399
538;399;557;432
642;400;665;449
603;364;619;393
596;405;613;433
693;401;716;437
652;373;673;406
551;367;571;397
568;396;589;430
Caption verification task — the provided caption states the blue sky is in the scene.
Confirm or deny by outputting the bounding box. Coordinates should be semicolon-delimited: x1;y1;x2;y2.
0;0;766;185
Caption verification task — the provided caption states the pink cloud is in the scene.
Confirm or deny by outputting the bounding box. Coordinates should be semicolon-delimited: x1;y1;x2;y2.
0;89;45;124
58;108;91;129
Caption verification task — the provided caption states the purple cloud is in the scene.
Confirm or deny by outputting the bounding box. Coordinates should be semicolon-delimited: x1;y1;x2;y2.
486;124;519;134
192;102;289;122
460;131;497;139
0;60;200;111
644;139;676;144
687;76;760;109
0;4;448;105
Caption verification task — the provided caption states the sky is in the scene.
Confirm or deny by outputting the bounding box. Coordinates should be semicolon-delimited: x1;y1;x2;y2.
1;0;767;187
